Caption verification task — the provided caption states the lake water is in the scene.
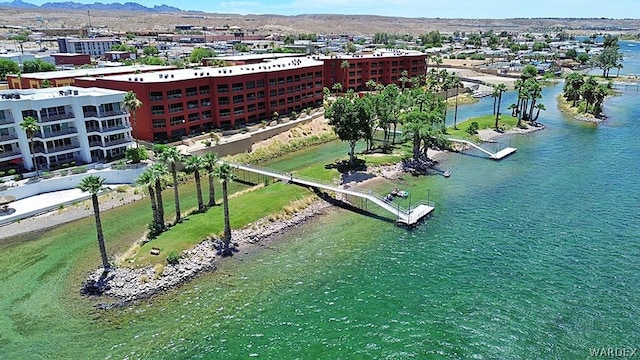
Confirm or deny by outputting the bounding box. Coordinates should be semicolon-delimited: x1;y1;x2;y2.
2;59;639;358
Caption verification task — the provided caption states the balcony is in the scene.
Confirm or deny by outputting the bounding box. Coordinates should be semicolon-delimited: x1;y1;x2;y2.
90;137;132;148
168;107;184;114
167;94;182;100
150;96;164;102
33;127;78;139
98;110;127;118
33;143;80;155
0;149;21;159
39;112;74;123
0;116;13;126
0;133;18;142
86;124;128;133
83;111;98;118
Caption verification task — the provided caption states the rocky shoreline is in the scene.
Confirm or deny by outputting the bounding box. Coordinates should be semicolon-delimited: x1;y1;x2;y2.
83;200;331;308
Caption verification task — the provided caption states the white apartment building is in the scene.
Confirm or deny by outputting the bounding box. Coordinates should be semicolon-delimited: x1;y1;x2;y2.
57;37;121;56
0;86;134;172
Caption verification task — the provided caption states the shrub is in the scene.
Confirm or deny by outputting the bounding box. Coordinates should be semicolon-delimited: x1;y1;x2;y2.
290;111;298;120
0;170;5;177
166;251;180;265
126;147;148;164
469;53;486;60
13;174;22;181
466;121;479;135
116;185;128;193
8;169;16;175
152;144;169;156
71;166;88;174
202;140;212;147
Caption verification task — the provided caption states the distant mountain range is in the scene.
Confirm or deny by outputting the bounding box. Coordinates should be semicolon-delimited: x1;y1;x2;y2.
0;0;182;12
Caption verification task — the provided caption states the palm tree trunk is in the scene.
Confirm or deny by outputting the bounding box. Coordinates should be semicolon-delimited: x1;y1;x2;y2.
155;179;165;229
208;173;216;207
171;163;181;222
222;180;231;248
28;135;38;176
194;170;203;211
495;93;502;130
92;194;109;271
148;185;160;231
453;88;459;130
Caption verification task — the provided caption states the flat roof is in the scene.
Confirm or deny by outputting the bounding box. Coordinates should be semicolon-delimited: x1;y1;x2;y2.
16;65;173;80
318;49;426;60
93;57;324;84
0;86;125;102
214;53;302;62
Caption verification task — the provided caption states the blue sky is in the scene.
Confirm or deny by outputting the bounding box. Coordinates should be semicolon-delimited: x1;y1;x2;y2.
26;0;640;18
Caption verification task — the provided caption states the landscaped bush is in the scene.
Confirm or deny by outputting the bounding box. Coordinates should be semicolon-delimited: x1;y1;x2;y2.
166;251;180;265
8;169;16;175
469;53;486;60
126;147;148;164
70;166;88;174
466;121;479;135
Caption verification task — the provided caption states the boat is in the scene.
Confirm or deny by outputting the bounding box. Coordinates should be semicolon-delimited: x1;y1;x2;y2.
443;170;451;178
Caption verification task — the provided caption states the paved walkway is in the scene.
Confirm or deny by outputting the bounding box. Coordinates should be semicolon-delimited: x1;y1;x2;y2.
0;185;141;240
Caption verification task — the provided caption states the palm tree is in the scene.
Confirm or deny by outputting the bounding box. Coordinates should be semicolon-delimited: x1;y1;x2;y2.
159;147;184;223
493;83;508;130
340;60;350;91
78;175;110;271
184;154;206;212
450;75;463;130
19;116;39;176
202;152;219;207
123;91;142;147
214;163;236;256
150;163;168;230
136;168;161;233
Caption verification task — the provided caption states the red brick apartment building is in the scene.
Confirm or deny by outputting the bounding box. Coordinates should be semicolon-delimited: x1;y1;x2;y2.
321;50;428;92
76;57;325;142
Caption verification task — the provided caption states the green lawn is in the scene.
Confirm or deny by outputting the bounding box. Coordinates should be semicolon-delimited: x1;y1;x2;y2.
133;182;314;266
446;114;519;141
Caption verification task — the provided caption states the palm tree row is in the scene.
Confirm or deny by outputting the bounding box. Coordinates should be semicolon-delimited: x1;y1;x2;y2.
136;148;237;254
509;65;546;127
563;72;610;115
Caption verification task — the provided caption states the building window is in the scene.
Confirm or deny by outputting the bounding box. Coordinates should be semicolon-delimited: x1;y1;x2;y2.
219;109;231;117
186;87;197;97
168;103;184;113
256;79;264;88
232;94;244;104
217;84;229;93
232;82;243;92
151;105;164;115
199;85;210;95
152;119;166;128
246;81;255;89
187;100;199;110
233;106;244;115
167;89;182;99
169;116;185;126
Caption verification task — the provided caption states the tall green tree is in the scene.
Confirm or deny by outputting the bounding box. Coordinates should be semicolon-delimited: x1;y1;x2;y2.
202;152;219;207
0;59;19;81
136;168;162;234
20;116;39;175
189;47;216;63
325;96;369;164
123;91;142;146
159;147;184;223
214;163;236;256
184;155;206;212
151;163;168;230
493;83;508;130
78;176;110;271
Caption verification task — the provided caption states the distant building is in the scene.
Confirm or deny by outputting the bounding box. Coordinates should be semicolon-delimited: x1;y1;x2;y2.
0;86;134;171
104;51;137;62
52;53;92;67
6;65;172;90
57;37;121;56
75;57;325;142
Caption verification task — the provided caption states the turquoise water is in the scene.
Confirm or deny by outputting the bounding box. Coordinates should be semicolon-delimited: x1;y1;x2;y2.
3;81;640;357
